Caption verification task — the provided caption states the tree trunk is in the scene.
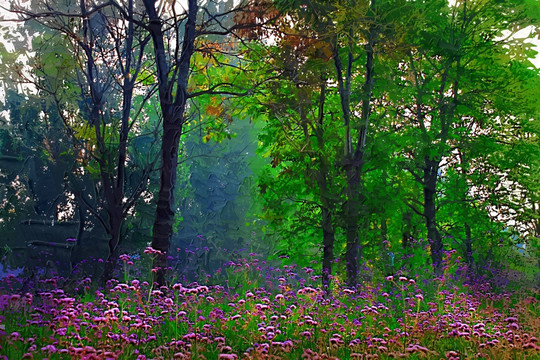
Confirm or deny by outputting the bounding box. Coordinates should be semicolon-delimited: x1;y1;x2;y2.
345;223;359;286
381;216;388;243
102;232;120;286
464;222;473;273
401;210;412;249
423;157;443;272
344;165;362;287
321;206;335;291
313;78;336;292
151;123;183;285
100;193;123;285
342;2;376;287
342;33;375;286
144;0;198;286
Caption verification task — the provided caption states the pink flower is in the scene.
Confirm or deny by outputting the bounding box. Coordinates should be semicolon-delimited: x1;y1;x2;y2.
23;293;33;305
524;343;540;350
329;337;344;346
41;345;58;353
504;317;518;323
197;286;209;293
144;247;163;255
172;283;184;291
218;354;238;360
508;323;519;330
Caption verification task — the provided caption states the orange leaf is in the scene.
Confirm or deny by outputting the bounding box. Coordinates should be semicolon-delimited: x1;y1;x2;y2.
206;104;222;116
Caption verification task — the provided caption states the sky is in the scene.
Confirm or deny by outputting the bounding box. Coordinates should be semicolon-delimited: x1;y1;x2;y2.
508;26;540;68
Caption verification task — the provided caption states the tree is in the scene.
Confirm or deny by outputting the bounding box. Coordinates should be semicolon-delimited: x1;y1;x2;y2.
141;0;198;285
6;0;160;282
142;0;276;285
271;0;416;286
0;89;76;251
256;34;344;289
392;0;539;272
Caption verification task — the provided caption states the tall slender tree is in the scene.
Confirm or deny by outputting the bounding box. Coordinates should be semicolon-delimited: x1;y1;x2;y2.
256;32;343;289
272;0;414;286
142;0;277;284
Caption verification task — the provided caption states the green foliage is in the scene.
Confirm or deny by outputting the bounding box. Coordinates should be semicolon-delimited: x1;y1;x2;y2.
0;0;537;285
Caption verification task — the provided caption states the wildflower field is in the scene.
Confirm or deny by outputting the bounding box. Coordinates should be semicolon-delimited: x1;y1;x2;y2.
0;249;538;360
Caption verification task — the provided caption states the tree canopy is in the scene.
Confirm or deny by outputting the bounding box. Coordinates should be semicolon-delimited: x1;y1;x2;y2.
0;0;538;289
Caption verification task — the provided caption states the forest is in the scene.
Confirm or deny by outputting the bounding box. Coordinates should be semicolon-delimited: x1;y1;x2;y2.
0;0;539;359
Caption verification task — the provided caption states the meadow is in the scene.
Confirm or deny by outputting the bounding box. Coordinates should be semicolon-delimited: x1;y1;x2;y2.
0;248;538;360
